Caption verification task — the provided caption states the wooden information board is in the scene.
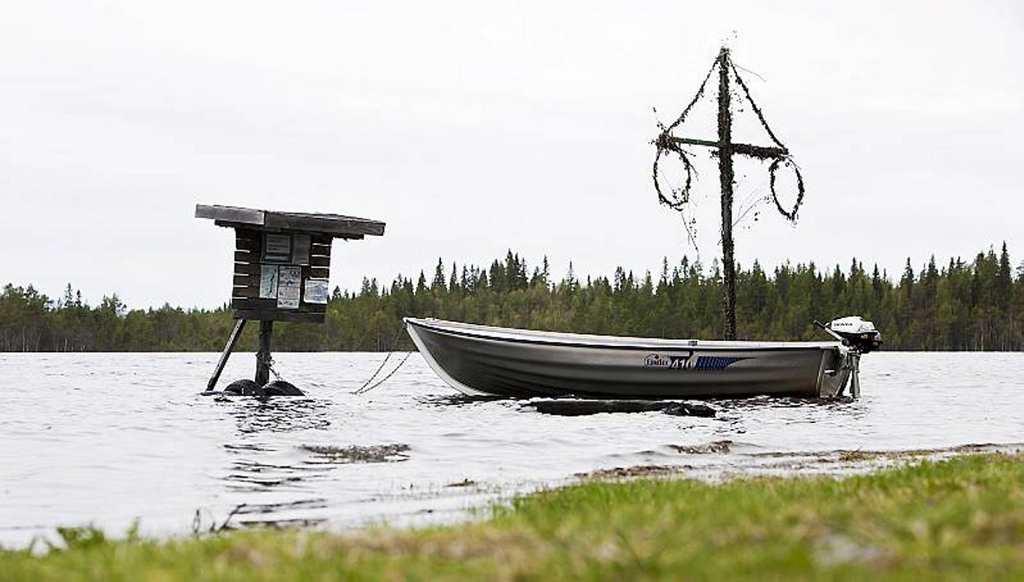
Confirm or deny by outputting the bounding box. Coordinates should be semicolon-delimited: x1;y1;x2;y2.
231;229;333;322
195;204;386;324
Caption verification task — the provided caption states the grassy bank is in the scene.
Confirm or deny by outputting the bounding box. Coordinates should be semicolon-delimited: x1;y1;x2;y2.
4;454;1023;580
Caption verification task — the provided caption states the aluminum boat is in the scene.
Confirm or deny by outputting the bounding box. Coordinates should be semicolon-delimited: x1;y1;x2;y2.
405;317;880;399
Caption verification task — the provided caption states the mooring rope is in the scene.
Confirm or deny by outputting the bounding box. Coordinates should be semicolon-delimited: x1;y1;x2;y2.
267;357;283;381
351;325;413;395
353;351;393;392
351;351;414;395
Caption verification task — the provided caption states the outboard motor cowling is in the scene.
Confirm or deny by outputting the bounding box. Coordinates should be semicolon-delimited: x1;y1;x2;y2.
826;316;882;353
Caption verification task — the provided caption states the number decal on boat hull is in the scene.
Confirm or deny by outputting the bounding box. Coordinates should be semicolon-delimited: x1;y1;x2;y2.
644;353;744;371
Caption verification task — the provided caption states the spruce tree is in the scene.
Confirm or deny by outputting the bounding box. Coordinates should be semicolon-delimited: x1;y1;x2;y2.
431;258;447;292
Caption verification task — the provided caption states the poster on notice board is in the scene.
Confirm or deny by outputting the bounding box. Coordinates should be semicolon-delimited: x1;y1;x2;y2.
277;266;301;309
304;278;329;304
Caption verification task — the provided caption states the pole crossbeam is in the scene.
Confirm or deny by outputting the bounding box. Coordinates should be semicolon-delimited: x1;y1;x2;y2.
665;137;788;160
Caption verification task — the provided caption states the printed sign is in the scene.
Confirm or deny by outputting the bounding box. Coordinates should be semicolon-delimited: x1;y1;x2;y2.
303;278;329;304
291;234;311;265
277;266;302;309
263;234;292;263
259;264;279;299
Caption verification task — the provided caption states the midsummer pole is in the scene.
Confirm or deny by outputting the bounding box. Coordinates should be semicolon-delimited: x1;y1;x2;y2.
716;47;737;340
653;46;805;341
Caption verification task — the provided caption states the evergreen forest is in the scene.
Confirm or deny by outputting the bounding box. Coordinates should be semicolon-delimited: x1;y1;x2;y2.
2;243;1023;353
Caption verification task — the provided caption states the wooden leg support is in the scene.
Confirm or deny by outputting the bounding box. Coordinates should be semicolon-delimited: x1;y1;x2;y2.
255;320;274;386
205;319;247;393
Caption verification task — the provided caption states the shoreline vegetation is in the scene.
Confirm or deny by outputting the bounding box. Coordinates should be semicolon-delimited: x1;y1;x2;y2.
3;453;1022;579
3;244;1024;352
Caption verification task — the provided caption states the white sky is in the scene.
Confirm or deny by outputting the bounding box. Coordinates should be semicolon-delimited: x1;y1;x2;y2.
1;1;1022;308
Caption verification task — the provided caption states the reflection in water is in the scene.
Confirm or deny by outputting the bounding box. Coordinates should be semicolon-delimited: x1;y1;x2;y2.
708;394;870;440
219;401;417;530
712;395;854;410
414;394;508;407
218;396;334;434
223;458;324;492
219;499;331;530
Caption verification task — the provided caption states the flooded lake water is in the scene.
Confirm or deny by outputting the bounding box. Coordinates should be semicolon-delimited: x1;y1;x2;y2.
2;351;1023;548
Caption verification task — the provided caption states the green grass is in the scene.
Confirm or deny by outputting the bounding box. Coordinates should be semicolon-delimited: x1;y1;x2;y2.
4;454;1023;580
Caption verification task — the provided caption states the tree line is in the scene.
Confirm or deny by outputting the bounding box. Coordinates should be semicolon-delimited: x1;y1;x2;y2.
2;243;1023;353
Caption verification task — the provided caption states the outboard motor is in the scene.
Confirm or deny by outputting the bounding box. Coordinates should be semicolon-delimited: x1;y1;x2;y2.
813;316;882;399
825;316;882;353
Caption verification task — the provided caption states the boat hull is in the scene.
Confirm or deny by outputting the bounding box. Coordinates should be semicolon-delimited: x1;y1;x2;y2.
406;318;853;399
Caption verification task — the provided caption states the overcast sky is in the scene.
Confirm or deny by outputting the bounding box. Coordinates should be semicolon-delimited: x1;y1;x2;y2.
2;1;1022;308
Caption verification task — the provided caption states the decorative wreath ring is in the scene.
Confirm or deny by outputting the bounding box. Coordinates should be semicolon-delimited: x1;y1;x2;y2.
652;137;696;211
768;156;805;221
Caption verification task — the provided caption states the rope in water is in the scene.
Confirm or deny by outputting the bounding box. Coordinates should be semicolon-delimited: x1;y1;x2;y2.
351;351;414;395
267;357;284;381
351;326;413;395
354;351;393;392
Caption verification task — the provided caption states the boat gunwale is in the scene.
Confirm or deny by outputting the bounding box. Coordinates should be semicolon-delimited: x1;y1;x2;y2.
405;318;842;352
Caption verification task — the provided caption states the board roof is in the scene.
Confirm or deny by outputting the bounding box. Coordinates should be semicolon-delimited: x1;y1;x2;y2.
195;204;385;239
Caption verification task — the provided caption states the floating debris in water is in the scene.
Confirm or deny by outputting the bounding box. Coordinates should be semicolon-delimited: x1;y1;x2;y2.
301;443;411;464
575;465;692;480
446;478;477;488
668;440;734;454
233;498;329;514
750;443;1020;462
236;517;327;529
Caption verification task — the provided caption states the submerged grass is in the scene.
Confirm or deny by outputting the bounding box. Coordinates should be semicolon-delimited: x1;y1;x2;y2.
3;454;1023;580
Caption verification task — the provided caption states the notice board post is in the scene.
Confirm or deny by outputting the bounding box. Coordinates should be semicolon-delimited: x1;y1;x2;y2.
196;204;386;395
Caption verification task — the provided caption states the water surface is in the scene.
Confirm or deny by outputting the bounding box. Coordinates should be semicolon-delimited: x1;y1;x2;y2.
2;352;1022;548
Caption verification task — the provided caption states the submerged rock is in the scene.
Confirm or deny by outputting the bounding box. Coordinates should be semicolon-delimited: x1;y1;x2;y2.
262;380;304;396
224;379;261;396
221;379;304;398
524;399;716;418
662;403;716;418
